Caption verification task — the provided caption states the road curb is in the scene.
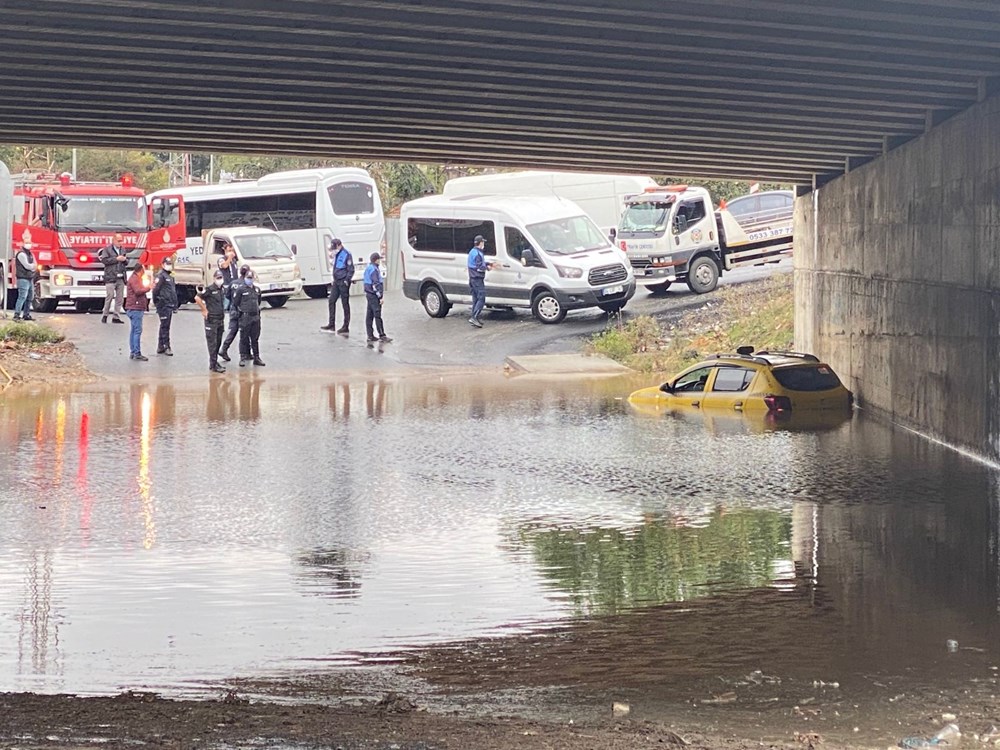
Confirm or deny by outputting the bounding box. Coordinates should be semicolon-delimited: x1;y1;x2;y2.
503;353;631;375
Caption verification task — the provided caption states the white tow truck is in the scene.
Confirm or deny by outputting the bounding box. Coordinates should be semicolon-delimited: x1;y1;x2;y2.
616;184;793;294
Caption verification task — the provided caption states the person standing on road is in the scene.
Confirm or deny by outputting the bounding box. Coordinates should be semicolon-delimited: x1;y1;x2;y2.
124;263;151;361
99;232;129;324
151;258;178;356
195;270;228;373
12;241;36;322
218;254;242;363
363;252;391;345
467;234;495;328
232;266;265;367
320;238;354;335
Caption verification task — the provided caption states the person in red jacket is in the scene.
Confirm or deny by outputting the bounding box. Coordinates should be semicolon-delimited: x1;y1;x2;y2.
125;263;152;361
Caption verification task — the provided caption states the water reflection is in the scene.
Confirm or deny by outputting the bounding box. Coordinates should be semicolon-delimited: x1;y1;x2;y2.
516;509;792;615
0;375;998;699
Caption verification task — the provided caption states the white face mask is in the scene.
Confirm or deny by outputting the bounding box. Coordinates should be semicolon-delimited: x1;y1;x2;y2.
23;244;32;252
213;277;224;287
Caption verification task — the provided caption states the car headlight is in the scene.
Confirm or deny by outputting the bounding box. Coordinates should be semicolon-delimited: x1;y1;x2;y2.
52;273;73;287
554;264;583;279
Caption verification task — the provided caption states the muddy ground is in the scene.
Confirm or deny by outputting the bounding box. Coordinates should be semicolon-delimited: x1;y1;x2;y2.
0;339;97;387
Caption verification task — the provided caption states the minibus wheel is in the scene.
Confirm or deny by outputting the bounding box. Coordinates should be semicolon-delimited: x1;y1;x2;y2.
421;284;450;318
266;296;289;308
532;290;566;324
647;281;672;294
303;285;329;299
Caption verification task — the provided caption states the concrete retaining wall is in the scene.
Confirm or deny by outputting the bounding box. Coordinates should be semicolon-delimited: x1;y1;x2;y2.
795;93;1000;462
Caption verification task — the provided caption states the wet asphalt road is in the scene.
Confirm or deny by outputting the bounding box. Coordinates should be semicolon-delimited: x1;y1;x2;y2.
31;261;790;379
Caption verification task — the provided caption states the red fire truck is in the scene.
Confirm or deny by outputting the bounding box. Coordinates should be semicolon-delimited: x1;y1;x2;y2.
7;172;186;312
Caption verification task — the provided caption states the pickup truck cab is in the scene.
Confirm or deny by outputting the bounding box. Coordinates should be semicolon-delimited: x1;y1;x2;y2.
174;227;303;307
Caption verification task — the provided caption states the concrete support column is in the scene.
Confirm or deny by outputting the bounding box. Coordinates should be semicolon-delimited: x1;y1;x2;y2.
795;93;1000;462
0;162;12;314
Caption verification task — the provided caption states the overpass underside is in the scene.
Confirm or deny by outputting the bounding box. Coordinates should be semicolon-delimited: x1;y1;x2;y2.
795;91;1000;463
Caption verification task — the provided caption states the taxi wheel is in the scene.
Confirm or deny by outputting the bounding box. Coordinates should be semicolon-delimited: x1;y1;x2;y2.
532;290;566;324
686;256;719;294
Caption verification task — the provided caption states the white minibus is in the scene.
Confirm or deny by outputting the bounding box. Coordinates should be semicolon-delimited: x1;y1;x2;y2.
442;170;656;239
401;195;636;324
149;168;385;298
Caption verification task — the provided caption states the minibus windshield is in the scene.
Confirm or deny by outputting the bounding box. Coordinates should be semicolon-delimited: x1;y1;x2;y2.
526;215;610;256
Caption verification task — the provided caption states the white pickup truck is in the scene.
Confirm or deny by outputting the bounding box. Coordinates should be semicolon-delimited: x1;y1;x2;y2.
173;226;303;307
616;185;793;294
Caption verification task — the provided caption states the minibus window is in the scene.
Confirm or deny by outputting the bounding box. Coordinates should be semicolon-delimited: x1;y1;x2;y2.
407;218;496;255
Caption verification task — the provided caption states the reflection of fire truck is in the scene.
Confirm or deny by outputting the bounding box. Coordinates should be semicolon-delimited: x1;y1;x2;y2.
7;173;185;312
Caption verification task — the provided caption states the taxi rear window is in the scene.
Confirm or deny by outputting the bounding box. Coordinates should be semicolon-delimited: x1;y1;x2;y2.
772;365;842;392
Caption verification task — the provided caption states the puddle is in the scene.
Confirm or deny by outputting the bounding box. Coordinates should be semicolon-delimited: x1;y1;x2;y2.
1;374;998;704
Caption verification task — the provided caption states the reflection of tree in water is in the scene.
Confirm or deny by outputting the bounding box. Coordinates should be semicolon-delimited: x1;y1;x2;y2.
518;509;791;616
295;548;367;599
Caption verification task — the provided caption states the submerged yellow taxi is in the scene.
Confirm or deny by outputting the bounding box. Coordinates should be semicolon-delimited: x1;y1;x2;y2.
629;349;853;416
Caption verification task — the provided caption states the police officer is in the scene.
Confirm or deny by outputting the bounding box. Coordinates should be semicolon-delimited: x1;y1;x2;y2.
363;252;391;344
218;258;242;363
232;265;265;367
151;258;178;356
195;270;228;373
320;238;354;335
467;234;495;328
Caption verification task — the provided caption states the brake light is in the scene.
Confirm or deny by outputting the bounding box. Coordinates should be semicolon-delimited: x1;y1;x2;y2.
763;395;792;412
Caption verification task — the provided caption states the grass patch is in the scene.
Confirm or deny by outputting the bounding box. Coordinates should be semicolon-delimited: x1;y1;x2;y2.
590;274;793;374
0;320;65;345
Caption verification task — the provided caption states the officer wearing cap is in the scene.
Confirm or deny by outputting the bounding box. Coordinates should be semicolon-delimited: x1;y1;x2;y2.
467;234;495;328
195;269;228;373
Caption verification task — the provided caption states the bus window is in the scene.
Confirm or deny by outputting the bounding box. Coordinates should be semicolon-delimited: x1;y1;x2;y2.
328;182;375;216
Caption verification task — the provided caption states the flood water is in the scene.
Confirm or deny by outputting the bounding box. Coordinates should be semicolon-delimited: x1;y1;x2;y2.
1;374;998;700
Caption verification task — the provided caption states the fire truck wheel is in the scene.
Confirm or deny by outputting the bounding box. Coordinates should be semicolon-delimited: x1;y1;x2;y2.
32;283;58;313
303;284;329;299
266;296;289;308
686;256;719;294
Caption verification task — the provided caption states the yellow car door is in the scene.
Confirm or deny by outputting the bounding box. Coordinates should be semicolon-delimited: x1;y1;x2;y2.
701;365;760;412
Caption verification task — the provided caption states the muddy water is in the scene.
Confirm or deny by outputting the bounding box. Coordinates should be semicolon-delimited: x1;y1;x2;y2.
0;374;998;701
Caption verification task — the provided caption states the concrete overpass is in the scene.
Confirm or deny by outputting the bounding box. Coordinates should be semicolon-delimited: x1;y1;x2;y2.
1;1;999;459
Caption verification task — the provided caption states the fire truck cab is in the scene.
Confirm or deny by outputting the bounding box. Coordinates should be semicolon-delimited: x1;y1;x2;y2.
7;172;185;312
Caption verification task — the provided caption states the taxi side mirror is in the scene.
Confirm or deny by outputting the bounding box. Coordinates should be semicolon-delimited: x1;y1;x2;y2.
659;382;674;394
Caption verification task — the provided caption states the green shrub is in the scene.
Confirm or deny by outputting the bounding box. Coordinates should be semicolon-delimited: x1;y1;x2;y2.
0;321;65;345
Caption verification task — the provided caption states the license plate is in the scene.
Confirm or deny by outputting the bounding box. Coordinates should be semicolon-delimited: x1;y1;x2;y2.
93;274;104;282
268;283;284;291
602;285;624;296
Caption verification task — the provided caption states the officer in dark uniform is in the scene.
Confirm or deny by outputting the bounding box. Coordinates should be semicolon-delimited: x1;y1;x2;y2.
219;258;244;363
232;266;265;367
195;269;228;373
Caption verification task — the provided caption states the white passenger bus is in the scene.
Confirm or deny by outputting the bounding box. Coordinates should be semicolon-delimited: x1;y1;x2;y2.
149;168;385;298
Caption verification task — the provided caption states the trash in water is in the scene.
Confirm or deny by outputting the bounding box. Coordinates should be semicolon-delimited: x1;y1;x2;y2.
700;691;737;705
812;680;840;689
27;352;42;360
611;701;630;716
898;723;960;749
946;639;959;652
980;724;1000;743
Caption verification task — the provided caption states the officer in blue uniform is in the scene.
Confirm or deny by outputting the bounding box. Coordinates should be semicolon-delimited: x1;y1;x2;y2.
363;252;391;344
467;234;494;328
